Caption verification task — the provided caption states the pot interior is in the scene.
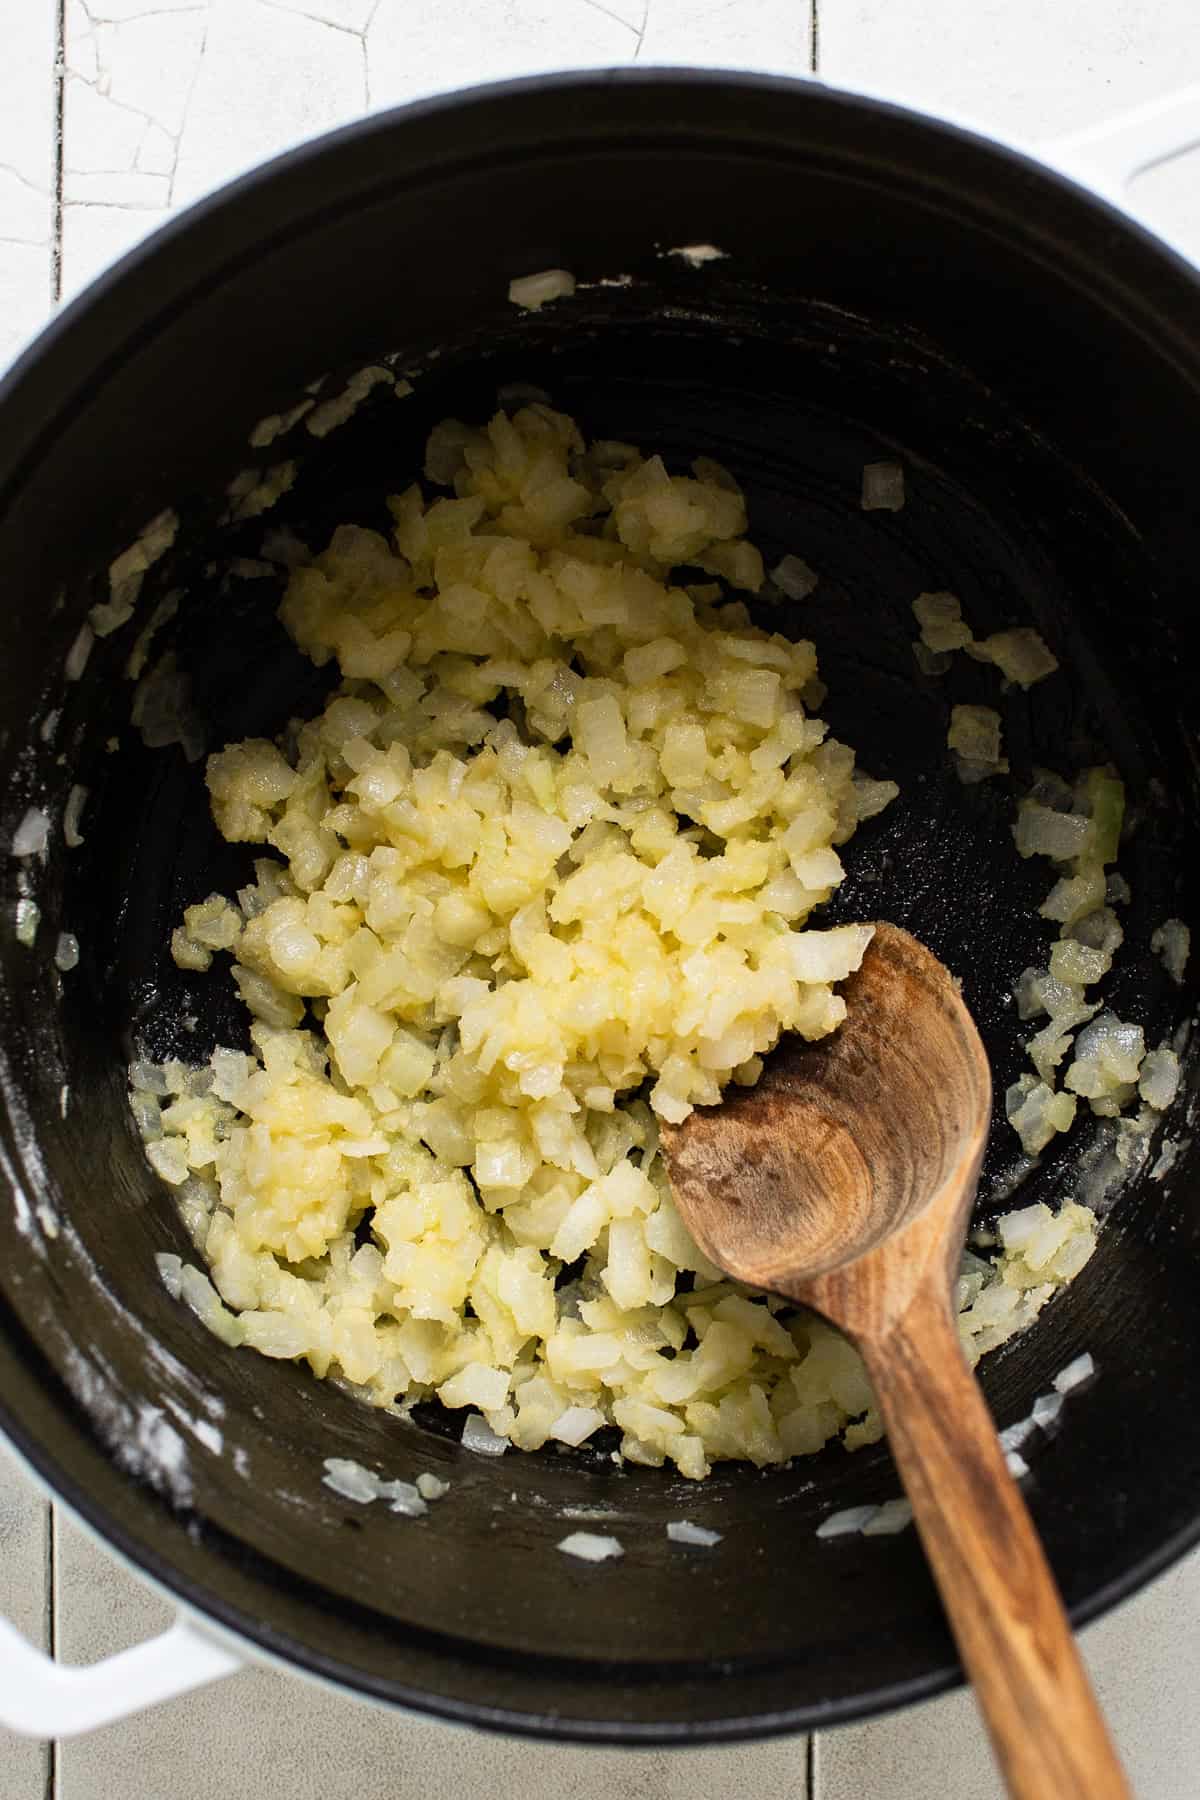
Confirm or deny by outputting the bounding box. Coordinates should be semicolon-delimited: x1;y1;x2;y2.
1;76;1199;1741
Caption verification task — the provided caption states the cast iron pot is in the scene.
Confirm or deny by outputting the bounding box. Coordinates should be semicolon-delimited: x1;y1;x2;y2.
1;70;1199;1745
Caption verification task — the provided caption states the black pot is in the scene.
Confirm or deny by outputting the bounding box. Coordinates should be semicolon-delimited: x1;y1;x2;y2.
1;70;1198;1746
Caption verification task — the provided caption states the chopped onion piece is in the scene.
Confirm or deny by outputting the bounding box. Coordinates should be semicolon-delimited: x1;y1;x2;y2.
816;1504;878;1539
1052;1352;1095;1395
912;591;972;652
1005;1450;1030;1479
999;1418;1036;1451
861;1497;913;1536
666;1520;722;1547
1013;803;1090;862
1048;938;1108;987
1005;1080;1076;1155
65;623;94;682
461;1414;508;1456
10;807;50;858
155;1251;183;1300
62;784;88;846
1150;918;1190;986
667;243;727;267
770;555;818;601
146;1137;190;1186
1066;1013;1145;1098
1151;1140;1181;1182
378;1477;428;1518
15;898;40;947
508;269;576;311
54;932;80;972
557;1531;623;1562
971;627;1058;688
948;704;1003;765
322;1458;381;1503
416;1472;450;1501
551;1405;606;1447
1138;1045;1180;1112
1031;1392;1064;1430
861;461;905;512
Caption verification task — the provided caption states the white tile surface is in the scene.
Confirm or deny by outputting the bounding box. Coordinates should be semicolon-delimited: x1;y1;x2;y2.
638;0;810;71
819;0;1200;261
0;1445;51;1794
819;1549;1200;1800
819;0;1200;137
2;1;1200;1796
54;1511;809;1800
0;0;57;368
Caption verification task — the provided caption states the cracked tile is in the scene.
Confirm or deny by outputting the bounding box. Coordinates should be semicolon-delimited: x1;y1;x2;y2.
172;0;364;209
82;0;209;19
258;0;379;29
821;0;1200;140
98;8;210;137
65;169;173;206
137;120;179;175
583;0;645;32
637;0;809;71
366;0;634;111
65;76;151;175
0;168;52;248
0;0;55;367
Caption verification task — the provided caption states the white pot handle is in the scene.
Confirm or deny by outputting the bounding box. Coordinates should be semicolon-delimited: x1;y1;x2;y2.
1045;84;1200;200
0;1611;242;1738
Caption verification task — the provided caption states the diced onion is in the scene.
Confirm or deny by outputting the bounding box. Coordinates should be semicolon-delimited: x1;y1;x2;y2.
54;932;80;972
155;1251;183;1300
861;1497;913;1537
1052;1353;1095;1395
15;898;40;947
557;1531;623;1562
816;1504;878;1539
971;627;1058;688
1138;1046;1180;1113
770;556;818;601
861;462;905;511
913;591;972;653
322;1458;381;1503
666;1520;722;1547
508;269;576;311
10;807;50;858
1150;918;1190;986
461;1415;508;1457
65;623;94;682
999;1418;1036;1451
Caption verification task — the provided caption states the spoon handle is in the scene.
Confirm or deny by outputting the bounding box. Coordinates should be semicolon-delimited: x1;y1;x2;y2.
858;1280;1131;1800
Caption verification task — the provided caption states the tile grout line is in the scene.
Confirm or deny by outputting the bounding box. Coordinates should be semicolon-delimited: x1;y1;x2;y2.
807;1727;820;1799
810;0;819;74
51;0;66;304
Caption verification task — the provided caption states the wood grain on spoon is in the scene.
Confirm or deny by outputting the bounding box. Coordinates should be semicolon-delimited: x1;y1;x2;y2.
660;922;1129;1800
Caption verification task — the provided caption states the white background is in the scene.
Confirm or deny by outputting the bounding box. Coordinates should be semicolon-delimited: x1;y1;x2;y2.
3;2;1200;1794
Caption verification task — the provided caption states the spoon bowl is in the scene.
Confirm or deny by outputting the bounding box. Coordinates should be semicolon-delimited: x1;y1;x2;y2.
661;922;990;1301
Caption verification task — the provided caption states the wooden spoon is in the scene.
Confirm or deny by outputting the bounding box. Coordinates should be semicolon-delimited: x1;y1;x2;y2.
659;921;1129;1800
